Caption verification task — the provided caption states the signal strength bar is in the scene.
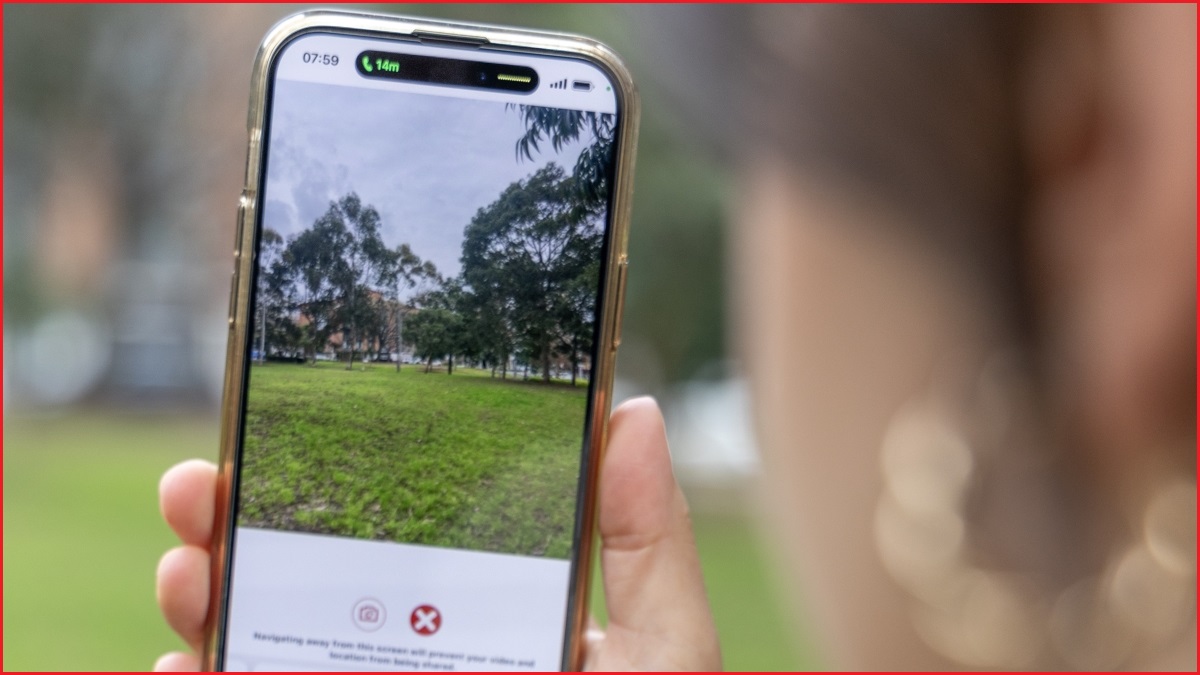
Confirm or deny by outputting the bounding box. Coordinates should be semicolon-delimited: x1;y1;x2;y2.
548;78;568;90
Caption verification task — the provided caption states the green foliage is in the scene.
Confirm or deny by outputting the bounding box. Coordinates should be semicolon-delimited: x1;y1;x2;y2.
261;194;437;365
460;163;603;382
402;306;462;372
301;193;388;366
509;105;615;207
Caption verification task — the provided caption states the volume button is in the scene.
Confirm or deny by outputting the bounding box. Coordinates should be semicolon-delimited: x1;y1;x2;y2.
611;256;629;352
234;191;251;259
227;270;239;327
229;196;247;326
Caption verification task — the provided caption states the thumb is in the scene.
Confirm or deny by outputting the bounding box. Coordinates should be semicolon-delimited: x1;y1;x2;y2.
595;396;721;670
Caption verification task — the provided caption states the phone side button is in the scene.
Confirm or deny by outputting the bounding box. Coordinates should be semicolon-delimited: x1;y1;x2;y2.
227;270;239;327
229;194;249;326
610;257;629;352
234;191;251;259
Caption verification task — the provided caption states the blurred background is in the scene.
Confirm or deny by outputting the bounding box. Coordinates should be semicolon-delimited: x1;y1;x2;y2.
3;4;816;671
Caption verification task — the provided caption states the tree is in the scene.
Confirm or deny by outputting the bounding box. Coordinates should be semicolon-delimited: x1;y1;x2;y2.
274;193;392;367
555;263;598;385
458;243;515;379
405;281;473;375
265;193;437;368
510;105;616;208
357;289;391;363
283;216;346;364
460;163;604;382
320;194;390;369
403;307;461;374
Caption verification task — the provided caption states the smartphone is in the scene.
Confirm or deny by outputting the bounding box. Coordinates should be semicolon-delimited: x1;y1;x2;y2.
206;10;637;672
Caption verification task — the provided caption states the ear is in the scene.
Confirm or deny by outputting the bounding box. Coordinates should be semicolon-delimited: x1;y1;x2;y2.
1020;5;1196;477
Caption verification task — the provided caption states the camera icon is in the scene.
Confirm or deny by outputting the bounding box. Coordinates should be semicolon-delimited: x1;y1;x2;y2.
351;598;387;632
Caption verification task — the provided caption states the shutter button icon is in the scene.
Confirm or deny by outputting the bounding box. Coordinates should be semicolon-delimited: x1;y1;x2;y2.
352;598;386;632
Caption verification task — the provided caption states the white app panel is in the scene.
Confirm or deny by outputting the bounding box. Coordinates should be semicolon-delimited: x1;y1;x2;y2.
225;528;572;672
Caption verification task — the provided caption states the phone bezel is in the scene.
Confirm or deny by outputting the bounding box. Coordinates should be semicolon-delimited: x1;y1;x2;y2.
206;9;639;672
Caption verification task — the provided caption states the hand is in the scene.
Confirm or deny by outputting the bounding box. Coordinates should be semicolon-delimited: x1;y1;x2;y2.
155;396;722;671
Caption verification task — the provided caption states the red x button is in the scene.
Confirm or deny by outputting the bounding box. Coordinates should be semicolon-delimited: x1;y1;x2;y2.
410;604;441;636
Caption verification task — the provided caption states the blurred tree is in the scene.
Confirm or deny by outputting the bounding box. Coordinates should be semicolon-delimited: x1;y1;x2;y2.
403;305;462;374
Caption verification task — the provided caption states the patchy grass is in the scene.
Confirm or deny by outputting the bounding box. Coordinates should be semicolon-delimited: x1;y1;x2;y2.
238;362;585;558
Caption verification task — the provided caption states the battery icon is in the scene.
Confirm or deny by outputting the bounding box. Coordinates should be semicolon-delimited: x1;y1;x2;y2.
571;80;592;92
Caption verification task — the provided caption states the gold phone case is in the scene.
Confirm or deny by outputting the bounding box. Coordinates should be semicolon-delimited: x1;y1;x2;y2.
205;9;639;672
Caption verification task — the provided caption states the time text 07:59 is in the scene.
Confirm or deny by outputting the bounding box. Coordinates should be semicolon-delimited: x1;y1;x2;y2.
301;52;339;66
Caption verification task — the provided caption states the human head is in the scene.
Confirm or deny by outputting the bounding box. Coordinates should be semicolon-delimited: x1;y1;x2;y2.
652;4;1196;668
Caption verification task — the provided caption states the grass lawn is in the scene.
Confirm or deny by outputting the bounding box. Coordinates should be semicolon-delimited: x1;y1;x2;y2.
4;414;217;672
4;413;818;671
240;362;586;557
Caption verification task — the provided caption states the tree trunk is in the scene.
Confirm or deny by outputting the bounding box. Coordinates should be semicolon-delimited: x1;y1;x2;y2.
541;338;552;383
425;357;432;374
448;354;454;375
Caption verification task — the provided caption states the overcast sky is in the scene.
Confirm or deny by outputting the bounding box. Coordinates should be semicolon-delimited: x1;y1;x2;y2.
261;79;589;280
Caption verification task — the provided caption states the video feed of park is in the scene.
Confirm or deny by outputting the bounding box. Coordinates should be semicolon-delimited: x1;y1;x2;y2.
238;84;615;559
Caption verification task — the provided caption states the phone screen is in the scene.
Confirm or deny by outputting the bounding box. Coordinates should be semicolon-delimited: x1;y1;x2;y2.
219;30;622;672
